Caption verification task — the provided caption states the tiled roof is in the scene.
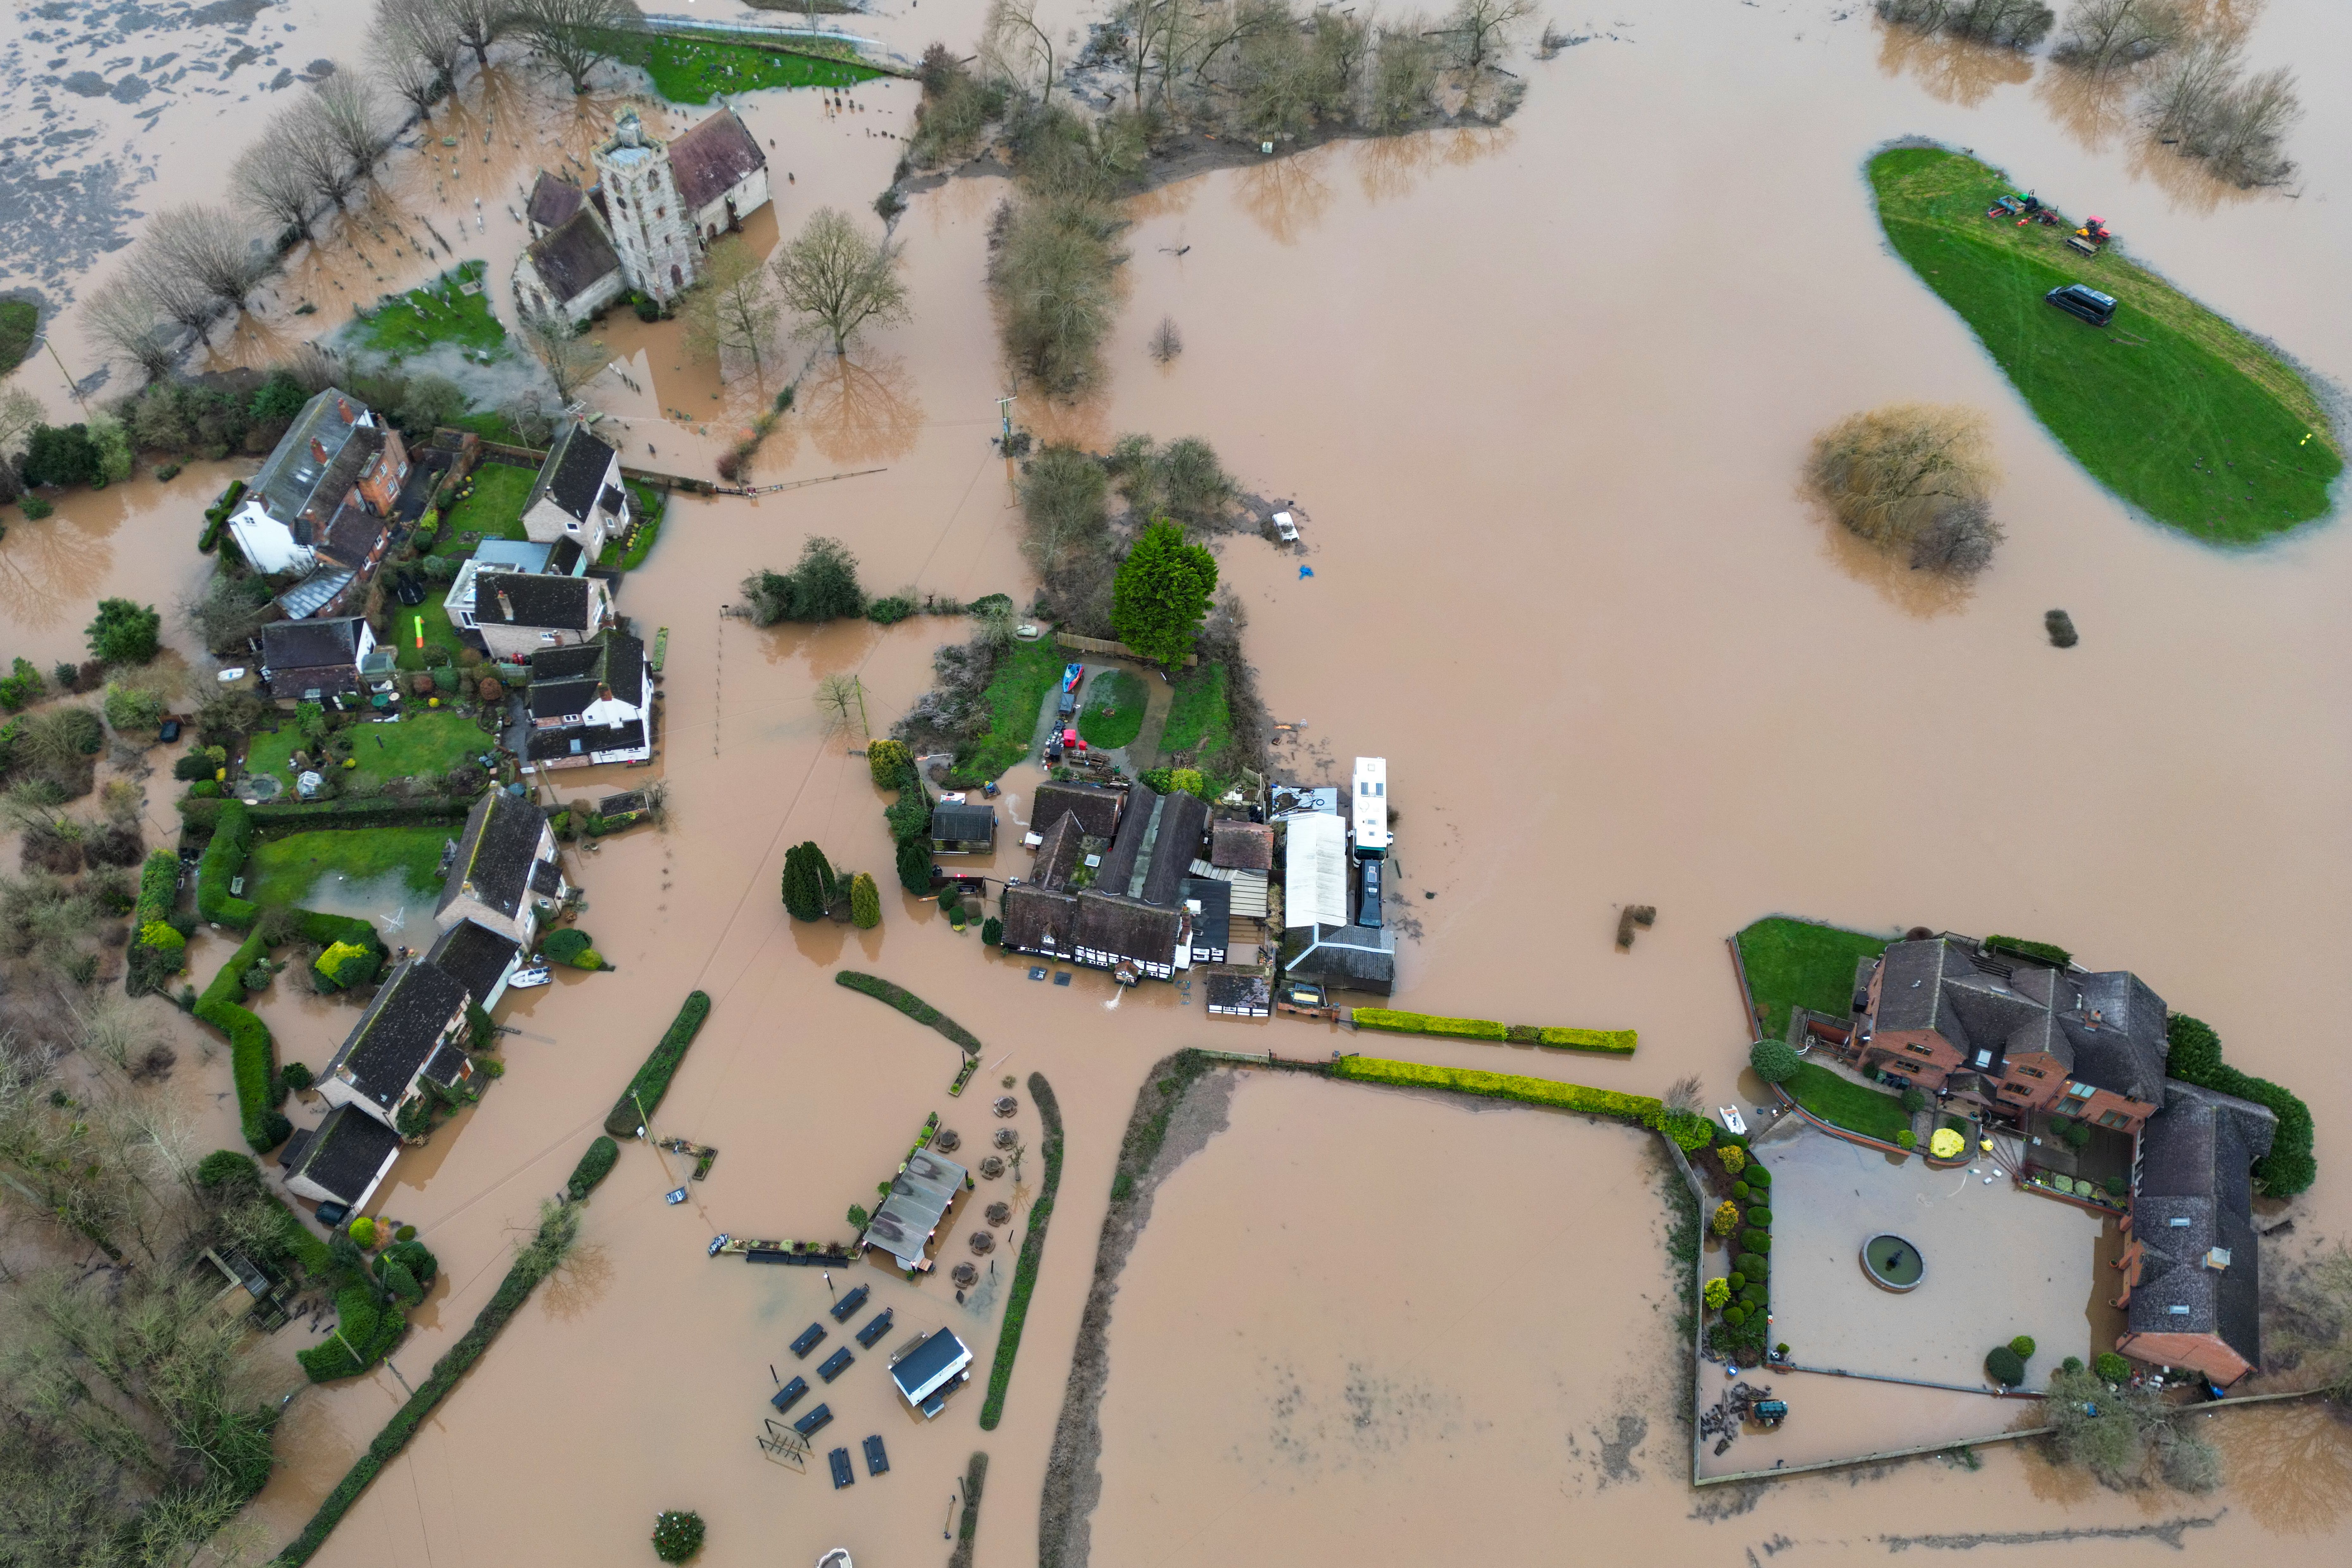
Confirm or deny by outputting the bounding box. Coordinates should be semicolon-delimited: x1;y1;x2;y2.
315;494;389;569
668;108;766;212
1073;892;1180;966
325;958;470;1108
263;616;363;672
249;388;364;525
424;918;519;1009
1281;921;1397;994
284;1103;401;1205
1210;819;1274;871
524;209;622;305
1030;811;1083;891
528;170;589;230
475;571;597;630
1031;781;1122;840
1003;884;1077;953
437;792;550;920
2128;1080;2277;1365
527;423;617;524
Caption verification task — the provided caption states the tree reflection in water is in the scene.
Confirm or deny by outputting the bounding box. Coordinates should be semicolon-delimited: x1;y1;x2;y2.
1235;146;1338;245
1874;20;2034;109
798;351;924;465
0;501;117;633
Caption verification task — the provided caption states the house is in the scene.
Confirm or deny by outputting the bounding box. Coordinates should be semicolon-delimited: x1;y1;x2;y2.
1092;787;1210;906
1072;893;1183;982
2113;1080;2277;1386
1351;756;1391;856
861;1148;969;1272
525;630;651;770
1281;920;1396;996
889;1328;973;1420
424;918;523;1012
1204;971;1271;1018
278;1103;403;1211
469;569;613;663
1857;936;2168;1134
317;958;475;1132
260;616;376;703
1210;818;1274;872
443;536;585;638
227;388;407;617
435;791;566;948
510;107;771;322
1184;876;1230;965
1001;884;1079;960
1030;780;1124;841
1282;812;1350;930
522;423;629;563
930;799;997;855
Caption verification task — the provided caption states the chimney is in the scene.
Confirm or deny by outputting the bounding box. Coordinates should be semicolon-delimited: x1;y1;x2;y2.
337;397;352;423
497;590;516;622
310;438;328;465
597;683;612;701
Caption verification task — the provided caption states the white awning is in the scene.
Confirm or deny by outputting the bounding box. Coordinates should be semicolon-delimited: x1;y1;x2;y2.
1284;814;1349;929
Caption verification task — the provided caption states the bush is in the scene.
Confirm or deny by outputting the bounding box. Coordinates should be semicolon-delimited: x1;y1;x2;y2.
1726;1271;1746;1291
652;1510;705;1563
85;598;162;665
897;835;933;894
102;681;166;733
1746;1165;1770;1189
173;751;216;781
1723;1304;1746;1326
197;1149;261;1190
314;940;381;991
1735;1253;1765;1277
280;1060;314;1092
2009;1334;2036;1359
1740;1228;1772;1253
2093;1351;2130;1383
1704;1278;1731;1310
1985;934;2071;967
1985;1345;2026;1387
1749;1038;1802;1083
1730;1181;1750;1202
241;961;272;993
1900;1086;1928;1115
2057;1117;2092;1150
1718;1145;1747;1176
542;928;593;965
602;992;714;1137
566;1136;620;1200
1747;1206;1772;1227
847;1203;869;1229
19;495;53;521
1711;1200;1740;1236
867;595;916;625
981;915;1003;946
1895;1128;1918;1149
348;1216;379;1247
847;871;882;930
866;738;912;789
781;841;838;921
741;536;865;626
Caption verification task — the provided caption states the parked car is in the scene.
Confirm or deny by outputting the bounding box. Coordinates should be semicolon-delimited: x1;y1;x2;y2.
1272;510;1299;543
2044;284;2116;326
1356;858;1383;928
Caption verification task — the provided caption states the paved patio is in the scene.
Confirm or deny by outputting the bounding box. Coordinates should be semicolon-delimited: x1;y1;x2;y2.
1757;1122;2115;1392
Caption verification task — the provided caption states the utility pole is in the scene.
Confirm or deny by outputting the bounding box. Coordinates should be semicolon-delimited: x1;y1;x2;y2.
45;341;91;417
995;395;1015;446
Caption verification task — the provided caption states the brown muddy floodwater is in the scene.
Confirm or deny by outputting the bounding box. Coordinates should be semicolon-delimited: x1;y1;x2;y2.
9;1;2352;1565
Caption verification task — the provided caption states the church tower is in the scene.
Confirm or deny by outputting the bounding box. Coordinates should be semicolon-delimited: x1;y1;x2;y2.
591;109;699;305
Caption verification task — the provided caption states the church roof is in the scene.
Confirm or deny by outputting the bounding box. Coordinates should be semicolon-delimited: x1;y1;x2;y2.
528;171;589;231
523;210;622;307
668;108;766;211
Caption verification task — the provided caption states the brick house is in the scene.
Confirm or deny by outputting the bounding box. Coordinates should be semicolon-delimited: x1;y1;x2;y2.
227;388;407;619
2112;1080;2276;1385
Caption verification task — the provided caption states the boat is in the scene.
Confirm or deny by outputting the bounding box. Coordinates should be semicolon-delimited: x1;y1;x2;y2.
1718;1106;1747;1136
509;963;553;990
817;1553;853;1568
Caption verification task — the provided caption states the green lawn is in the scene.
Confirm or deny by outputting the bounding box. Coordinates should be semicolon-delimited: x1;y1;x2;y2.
1736;916;1890;1043
354;260;506;363
242;827;455;907
393;593;469;671
950;637;1063;784
1783;1060;1913;1144
1870;147;2342;543
450;409;533;448
619;483;666;568
1158;662;1230;762
438;462;537;555
1078;669;1146;750
0;299;35;376
246;709;488;785
605;32;885;104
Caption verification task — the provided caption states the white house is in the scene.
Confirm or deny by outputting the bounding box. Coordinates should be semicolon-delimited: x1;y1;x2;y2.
524;631;653;771
470;570;613;663
316;959;475;1134
522;423;629;562
279;1105;403;1212
227;389;406;616
434;792;567;949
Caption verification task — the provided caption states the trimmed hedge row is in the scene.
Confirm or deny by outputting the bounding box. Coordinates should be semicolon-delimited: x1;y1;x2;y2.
199;479;246;553
978;1071;1061;1430
296;1284;407;1382
2167;1013;2315;1197
195;930;283;1151
1330;1055;1665;1126
602;991;713;1137
835;969;983;1055
270;1200;585;1566
135;848;179;924
1351;1008;1638;1055
566;1136;619;1200
197;798;259;928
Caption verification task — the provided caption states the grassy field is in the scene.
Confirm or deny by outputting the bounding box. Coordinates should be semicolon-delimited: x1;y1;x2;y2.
1158;662;1229;761
1783;1060;1913;1144
392;595;468;671
0;299;35;375
605;32;885;103
355;261;505;362
1870;147;2342;543
619;483;666;568
246;709;487;785
1736;916;1890;1042
242;827;455;907
438;462;537;554
951;637;1063;783
1078;669;1146;749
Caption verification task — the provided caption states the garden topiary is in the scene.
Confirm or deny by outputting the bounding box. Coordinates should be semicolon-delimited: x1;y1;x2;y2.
652;1509;705;1563
1901;1086;1928;1114
1749;1038;1800;1083
1985;1345;2026;1387
1730;1181;1750;1202
1745;1164;1769;1188
1711;1200;1740;1236
2009;1335;2035;1359
1703;1278;1730;1310
1726;1271;1745;1292
1735;1252;1765;1278
347;1216;378;1248
849;871;881;930
1747;1206;1772;1227
1895;1129;1917;1149
1718;1145;1746;1176
1740;1229;1771;1253
2060;1355;2084;1374
2093;1351;2130;1383
542;928;593;965
1723;1304;1746;1327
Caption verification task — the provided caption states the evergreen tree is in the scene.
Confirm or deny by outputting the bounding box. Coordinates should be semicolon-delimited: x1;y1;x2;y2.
87;598;163;664
1111;518;1218;667
781;841;839;920
896;836;933;895
849;871;882;929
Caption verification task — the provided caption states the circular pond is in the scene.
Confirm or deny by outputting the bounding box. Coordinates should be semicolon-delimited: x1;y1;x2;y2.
1861;1234;1924;1291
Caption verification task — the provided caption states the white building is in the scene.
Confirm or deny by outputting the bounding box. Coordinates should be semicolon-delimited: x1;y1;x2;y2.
522;423;629;562
1352;756;1390;857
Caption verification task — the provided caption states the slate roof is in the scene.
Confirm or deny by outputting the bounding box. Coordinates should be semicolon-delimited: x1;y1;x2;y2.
1002;884;1078;953
1210;819;1274;871
1030;781;1123;840
424;918;519;1009
284;1104;402;1206
1281;921;1397;995
1871;936;2171;1105
931;800;996;845
1092;788;1210;905
1091;784;1157;893
1183;876;1230;954
528;170;588;231
526;719;647;761
437;792;550;920
2128;1080;2277;1366
527;423;618;524
668;108;766;212
314;494;390;568
263;616;364;672
249;389;367;526
1204;972;1271;1014
475;571;598;631
524;209;623;305
301;423;383;532
1073;891;1180;967
2061;970;2171;1103
324;959;470;1109
528;631;644;719
1030;811;1083;891
531;642;605;682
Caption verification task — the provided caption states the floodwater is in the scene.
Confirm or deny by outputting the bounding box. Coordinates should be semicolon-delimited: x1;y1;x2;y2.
9;0;2352;1564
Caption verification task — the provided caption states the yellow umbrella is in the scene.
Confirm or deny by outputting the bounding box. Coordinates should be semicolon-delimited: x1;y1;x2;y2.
1930;1128;1966;1159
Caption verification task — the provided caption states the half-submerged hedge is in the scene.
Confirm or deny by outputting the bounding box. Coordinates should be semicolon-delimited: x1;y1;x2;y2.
196;797;259;928
1351;1008;1638;1055
195;929;283;1151
836;969;983;1055
603;991;713;1137
566;1136;619;1200
2167;1013;2315;1197
1331;1056;1665;1127
978;1071;1061;1430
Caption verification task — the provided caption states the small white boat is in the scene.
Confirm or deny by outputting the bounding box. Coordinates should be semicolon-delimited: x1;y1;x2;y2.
817;1552;853;1568
509;963;554;990
1718;1105;1747;1135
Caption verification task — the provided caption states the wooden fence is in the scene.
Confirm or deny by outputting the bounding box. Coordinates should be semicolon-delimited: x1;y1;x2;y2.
1053;632;1197;667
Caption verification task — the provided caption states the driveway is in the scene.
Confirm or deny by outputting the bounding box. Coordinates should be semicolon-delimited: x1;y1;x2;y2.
1023;659;1174;778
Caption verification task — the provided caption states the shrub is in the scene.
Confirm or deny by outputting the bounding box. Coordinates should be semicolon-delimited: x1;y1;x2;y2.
652;1510;705;1563
314;940;381;990
1329;1056;1666;1129
867;595;916;624
575;948;605;970
1746;1165;1770;1189
897;835;933;894
1749;1038;1802;1083
566;1136;620;1200
348;1216;378;1247
847;1203;870;1229
1703;1278;1731;1310
1985;1345;2026;1387
781;841;838;921
1806;403;2005;576
602;992;713;1137
981;915;1003;946
2093;1351;2130;1383
1723;1304;1746;1326
1985;934;2071;967
1896;1128;1918;1149
2057;1117;2092;1150
1735;1252;1765;1277
848;871;882;930
86;598;163;664
542;928;593;965
242;961;272;993
280;1060;314;1092
1740;1229;1772;1253
197;1149;261;1190
2060;1355;2084;1375
1900;1086;1928;1115
1711;1199;1740;1236
2009;1335;2036;1359
19;495;53;521
1747;1206;1773;1227
1718;1145;1747;1176
1730;1181;1751;1203
173;751;215;781
867;738;912;788
1726;1271;1746;1291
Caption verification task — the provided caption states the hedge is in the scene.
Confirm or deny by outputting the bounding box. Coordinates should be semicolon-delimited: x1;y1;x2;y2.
1984;934;2071;968
1351;1009;1639;1055
566;1136;619;1200
196;798;259;928
195;930;283;1151
602;991;713;1137
199;479;246;552
979;1071;1061;1430
250;796;475;829
297;1284;407;1382
835;970;983;1055
270;1200;582;1565
2166;1012;2315;1197
135;848;179;924
1328;1056;1665;1127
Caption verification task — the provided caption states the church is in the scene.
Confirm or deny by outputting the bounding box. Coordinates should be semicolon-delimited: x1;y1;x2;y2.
512;106;772;326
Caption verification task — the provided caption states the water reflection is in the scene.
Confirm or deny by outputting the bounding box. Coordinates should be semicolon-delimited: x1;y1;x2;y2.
1874;20;2035;108
797;351;924;464
2035;62;2138;157
1810;501;1980;619
538;1240;614;1321
0;500;116;631
1235;147;1339;244
2122;134;2267;217
2211;1401;2352;1534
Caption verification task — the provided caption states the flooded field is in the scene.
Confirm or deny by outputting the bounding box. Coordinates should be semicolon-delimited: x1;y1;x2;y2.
7;0;2352;1564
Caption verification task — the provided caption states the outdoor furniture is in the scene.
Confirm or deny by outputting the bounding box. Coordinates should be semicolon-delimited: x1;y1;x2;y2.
862;1435;890;1476
792;1403;832;1438
828;1447;854;1489
791;1323;827;1359
818;1348;854;1383
856;1308;895;1348
830;1284;870;1322
770;1376;808;1414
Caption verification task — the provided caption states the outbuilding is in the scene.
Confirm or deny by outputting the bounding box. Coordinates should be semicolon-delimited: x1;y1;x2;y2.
930;799;997;854
890;1328;974;1419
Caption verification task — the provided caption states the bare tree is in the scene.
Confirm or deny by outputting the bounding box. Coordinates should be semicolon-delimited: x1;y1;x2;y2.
78;274;181;381
2142;31;2240;140
510;0;642;94
1434;0;1535;77
814;673;867;736
383;0;468;84
179;572;276;652
231;123;318;238
0;386;43;462
144;205;272;314
311;67;391;183
683;234;781;378
1149;316;1183;364
1907;496;2006;575
516;308;608;402
435;0;519;68
1806;404;2004;576
772;207;913;356
2194;63;2300;184
2053;0;2186;70
275;96;364;210
982;0;1060;100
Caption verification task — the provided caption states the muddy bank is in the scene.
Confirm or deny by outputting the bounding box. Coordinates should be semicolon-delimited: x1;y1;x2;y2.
1038;1050;1235;1568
